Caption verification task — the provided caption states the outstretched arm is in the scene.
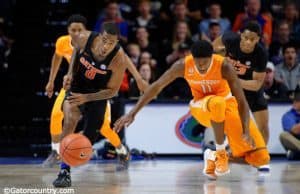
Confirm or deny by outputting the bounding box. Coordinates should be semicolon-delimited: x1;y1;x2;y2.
114;59;185;132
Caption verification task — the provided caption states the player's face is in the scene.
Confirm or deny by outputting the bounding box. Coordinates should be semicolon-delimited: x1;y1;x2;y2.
99;31;118;57
194;57;211;70
68;23;86;39
240;30;259;53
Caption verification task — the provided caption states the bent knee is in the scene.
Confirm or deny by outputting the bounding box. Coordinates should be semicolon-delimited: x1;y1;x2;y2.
245;148;270;167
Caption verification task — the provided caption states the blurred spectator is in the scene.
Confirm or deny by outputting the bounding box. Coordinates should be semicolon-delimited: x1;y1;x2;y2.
161;41;192;100
135;27;158;60
129;63;154;98
164;21;193;67
282;1;300;42
128;0;159;42
264;61;289;101
201;22;222;42
280;88;300;160
139;51;157;69
275;44;300;91
199;2;231;37
269;20;292;65
127;43;141;66
0;20;13;71
94;0;129;44
160;0;199;39
232;0;272;47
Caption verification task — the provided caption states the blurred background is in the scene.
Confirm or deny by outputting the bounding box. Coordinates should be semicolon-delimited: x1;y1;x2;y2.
0;0;299;157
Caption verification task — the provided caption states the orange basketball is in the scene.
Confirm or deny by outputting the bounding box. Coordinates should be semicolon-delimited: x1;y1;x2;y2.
60;133;93;167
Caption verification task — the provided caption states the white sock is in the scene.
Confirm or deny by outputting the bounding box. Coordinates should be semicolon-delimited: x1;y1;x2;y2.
52;142;60;154
216;143;226;151
116;144;127;155
208;150;216;161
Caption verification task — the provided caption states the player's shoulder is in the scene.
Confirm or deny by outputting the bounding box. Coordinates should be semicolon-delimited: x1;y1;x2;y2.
255;43;268;58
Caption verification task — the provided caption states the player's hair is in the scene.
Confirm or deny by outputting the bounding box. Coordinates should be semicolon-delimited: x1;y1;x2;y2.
67;14;87;27
191;40;213;58
102;22;119;36
243;21;262;36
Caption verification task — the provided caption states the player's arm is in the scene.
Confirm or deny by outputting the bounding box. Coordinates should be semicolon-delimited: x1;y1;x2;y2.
238;71;266;91
113;59;185;132
122;49;149;92
63;32;89;89
222;59;250;134
212;35;226;55
239;49;267;91
45;52;63;98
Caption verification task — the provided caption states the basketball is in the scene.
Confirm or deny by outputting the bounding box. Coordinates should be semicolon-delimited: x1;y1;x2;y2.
60;133;93;167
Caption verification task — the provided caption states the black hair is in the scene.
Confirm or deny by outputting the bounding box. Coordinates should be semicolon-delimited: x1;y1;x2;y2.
283;42;297;53
243;21;262;36
191;40;213;58
209;22;220;29
102;22;119;36
67;14;87;27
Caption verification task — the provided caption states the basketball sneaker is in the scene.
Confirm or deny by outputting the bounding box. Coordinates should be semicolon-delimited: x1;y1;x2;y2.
42;150;60;168
53;169;71;188
215;150;230;176
116;145;130;171
203;149;217;180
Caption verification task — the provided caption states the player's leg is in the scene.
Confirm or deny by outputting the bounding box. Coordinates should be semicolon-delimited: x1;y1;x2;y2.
100;101;130;170
224;100;270;169
190;95;229;177
53;97;81;188
43;89;65;167
248;96;269;144
253;109;269;144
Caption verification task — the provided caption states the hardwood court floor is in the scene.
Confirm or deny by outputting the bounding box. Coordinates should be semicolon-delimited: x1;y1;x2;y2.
0;159;299;194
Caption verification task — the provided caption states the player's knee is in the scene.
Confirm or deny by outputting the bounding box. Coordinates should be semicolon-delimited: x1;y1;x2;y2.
209;96;226;122
245;148;270;167
100;126;113;137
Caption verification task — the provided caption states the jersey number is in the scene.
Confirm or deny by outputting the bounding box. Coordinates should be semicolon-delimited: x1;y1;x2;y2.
85;69;97;80
200;84;212;94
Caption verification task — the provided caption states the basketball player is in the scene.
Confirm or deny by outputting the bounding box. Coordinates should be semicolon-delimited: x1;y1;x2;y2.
114;40;270;180
53;22;148;187
44;14;87;167
212;22;269;145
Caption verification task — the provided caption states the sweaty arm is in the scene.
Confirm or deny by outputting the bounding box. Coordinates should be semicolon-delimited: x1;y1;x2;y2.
239;71;266;91
222;59;250;134
129;59;185;117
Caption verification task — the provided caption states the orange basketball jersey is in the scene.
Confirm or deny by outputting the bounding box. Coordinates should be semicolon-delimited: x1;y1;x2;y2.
184;54;231;100
55;35;73;64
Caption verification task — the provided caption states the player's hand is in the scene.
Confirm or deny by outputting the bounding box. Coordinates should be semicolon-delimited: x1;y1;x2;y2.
137;79;149;93
45;82;54;98
113;113;135;133
242;132;256;149
67;92;88;106
63;75;72;90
